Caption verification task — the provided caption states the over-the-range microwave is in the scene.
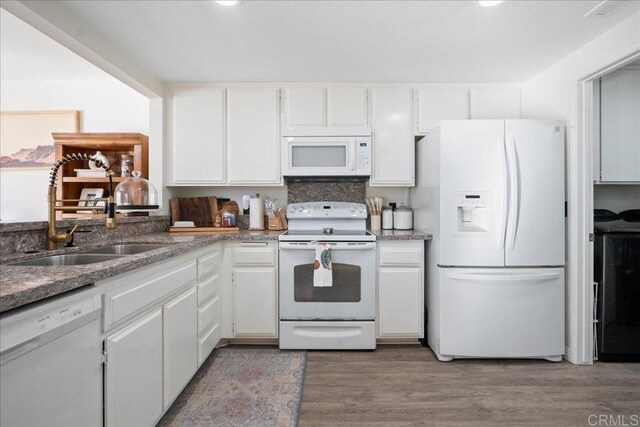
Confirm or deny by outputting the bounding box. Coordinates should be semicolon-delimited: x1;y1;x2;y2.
281;133;371;177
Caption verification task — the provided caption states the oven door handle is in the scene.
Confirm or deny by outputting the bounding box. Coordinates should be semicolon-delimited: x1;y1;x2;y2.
279;242;377;250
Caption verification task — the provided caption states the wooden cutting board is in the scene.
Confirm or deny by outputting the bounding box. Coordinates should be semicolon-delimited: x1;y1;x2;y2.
169;197;229;227
168;226;240;233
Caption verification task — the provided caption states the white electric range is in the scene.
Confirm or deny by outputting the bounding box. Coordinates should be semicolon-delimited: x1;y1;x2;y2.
278;202;377;349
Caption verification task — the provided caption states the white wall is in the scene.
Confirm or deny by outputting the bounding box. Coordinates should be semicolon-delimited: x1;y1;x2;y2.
521;12;640;363
0;78;149;221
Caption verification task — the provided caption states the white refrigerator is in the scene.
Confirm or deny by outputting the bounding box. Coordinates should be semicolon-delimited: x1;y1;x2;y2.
413;119;565;361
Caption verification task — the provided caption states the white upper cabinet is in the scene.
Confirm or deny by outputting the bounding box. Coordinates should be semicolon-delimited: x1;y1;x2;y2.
370;87;414;186
281;86;368;130
415;88;469;134
226;87;281;184
470;87;521;119
281;87;326;127
599;68;640;182
327;87;368;126
171;86;225;184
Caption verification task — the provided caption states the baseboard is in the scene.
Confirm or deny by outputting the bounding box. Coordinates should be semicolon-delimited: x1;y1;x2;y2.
224;338;279;346
376;338;422;345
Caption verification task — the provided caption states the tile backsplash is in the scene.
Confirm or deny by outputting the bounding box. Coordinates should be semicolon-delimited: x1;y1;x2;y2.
287;181;367;204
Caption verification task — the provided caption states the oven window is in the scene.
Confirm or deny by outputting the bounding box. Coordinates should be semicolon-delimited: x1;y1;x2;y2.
291;146;347;168
294;263;361;302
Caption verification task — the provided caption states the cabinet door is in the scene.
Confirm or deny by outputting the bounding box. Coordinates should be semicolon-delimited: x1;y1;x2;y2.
470;88;521;119
105;309;163;427
163;286;198;409
233;267;277;337
415;88;468;134
172;86;225;183
227;88;280;184
327;87;368;126
370;88;414;186
378;268;423;337
282;87;326;127
600;68;640;182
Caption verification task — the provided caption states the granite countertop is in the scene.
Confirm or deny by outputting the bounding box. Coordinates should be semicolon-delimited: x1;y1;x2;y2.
0;230;282;314
369;229;432;240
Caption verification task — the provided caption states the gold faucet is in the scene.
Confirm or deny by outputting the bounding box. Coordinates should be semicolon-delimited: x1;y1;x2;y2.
47;153;117;250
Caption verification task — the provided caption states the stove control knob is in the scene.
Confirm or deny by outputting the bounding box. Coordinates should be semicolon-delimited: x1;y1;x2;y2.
358;206;366;213
298;206;305;213
349;205;356;213
289;205;296;213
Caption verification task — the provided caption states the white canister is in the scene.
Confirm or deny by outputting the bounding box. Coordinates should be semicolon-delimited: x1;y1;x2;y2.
382;207;394;230
393;203;413;230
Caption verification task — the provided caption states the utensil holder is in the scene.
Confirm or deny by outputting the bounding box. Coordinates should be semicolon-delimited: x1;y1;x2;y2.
370;214;381;230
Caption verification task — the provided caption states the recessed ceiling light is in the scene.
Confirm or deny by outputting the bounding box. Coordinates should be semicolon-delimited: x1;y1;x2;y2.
478;1;504;7
215;1;240;6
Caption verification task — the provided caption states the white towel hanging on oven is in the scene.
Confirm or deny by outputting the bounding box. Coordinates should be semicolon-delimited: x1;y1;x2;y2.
313;242;333;287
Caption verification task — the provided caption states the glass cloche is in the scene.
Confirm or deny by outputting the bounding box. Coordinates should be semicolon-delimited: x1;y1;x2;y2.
114;171;159;212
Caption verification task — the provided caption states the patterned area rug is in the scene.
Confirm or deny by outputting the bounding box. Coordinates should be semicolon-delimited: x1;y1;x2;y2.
158;347;306;427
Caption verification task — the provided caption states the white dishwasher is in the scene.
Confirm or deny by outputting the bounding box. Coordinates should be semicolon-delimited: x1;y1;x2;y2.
0;289;102;427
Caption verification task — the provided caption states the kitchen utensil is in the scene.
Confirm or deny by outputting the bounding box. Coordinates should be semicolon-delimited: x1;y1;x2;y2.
393;203;413;230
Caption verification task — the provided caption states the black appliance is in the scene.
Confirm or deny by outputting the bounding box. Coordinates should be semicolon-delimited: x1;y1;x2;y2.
594;209;640;362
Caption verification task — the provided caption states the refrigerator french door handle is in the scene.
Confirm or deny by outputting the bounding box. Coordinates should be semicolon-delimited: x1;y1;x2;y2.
498;136;508;251
505;135;520;250
447;272;562;282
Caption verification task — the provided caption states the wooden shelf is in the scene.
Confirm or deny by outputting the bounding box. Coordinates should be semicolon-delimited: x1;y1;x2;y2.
63;177;125;183
54;133;149;220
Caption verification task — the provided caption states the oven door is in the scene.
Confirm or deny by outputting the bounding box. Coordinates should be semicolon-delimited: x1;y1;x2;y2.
281;137;355;176
279;241;376;319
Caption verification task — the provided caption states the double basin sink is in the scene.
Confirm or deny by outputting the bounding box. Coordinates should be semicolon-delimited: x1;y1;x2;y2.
12;244;168;266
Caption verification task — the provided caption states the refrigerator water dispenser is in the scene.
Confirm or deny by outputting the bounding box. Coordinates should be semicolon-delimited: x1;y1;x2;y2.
455;193;489;235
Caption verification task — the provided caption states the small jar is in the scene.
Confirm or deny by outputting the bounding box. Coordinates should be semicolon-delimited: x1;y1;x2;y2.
120;154;133;178
382;207;394;230
222;211;236;227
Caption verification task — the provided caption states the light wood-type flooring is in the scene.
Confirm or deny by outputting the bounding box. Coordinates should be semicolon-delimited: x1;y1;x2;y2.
298;345;640;426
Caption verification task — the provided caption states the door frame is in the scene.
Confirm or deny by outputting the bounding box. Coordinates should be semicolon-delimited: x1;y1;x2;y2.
575;48;639;364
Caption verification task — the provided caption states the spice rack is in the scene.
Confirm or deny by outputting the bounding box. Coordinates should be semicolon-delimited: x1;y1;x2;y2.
53;133;149;219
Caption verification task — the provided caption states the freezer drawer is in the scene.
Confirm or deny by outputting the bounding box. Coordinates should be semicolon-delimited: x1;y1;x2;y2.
439;267;564;359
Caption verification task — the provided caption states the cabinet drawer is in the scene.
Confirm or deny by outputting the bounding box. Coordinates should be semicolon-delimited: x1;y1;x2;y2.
198;295;220;336
198;322;221;366
197;273;220;306
198;250;220;280
104;261;197;329
379;246;422;266
233;247;274;265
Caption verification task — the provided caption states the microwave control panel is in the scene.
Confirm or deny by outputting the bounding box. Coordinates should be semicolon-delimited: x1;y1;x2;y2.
355;137;371;174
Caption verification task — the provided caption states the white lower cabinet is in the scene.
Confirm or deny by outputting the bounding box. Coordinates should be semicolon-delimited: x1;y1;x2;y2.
233;267;277;336
163;286;198;409
228;242;278;338
101;245;220;427
376;241;425;339
105;309;163;427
